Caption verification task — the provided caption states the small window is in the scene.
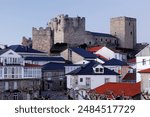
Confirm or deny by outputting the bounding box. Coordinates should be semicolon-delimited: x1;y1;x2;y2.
129;22;130;26
101;38;103;41
142;59;146;65
100;68;103;73
89;41;91;45
13;93;18;100
80;78;83;82
130;32;132;35
95;68;99;72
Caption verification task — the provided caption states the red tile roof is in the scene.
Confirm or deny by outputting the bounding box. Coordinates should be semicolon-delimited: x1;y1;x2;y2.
87;46;103;52
139;68;150;73
25;63;41;67
90;82;141;97
123;73;136;81
96;54;108;61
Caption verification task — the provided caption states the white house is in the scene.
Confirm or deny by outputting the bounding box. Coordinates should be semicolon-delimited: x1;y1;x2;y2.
61;48;104;64
87;46;127;61
66;61;119;100
0;48;42;100
136;45;150;82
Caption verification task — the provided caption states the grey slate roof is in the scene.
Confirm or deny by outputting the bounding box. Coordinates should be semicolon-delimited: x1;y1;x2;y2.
103;58;128;66
0;48;10;55
87;31;117;38
25;56;65;62
9;45;44;53
70;48;97;59
67;61;119;75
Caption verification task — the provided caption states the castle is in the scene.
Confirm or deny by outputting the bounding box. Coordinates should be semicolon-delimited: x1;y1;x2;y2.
30;14;136;54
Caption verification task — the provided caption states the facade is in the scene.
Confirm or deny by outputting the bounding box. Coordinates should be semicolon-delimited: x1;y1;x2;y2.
136;45;150;82
0;49;42;100
42;62;67;91
139;68;150;97
66;61;119;100
110;16;136;49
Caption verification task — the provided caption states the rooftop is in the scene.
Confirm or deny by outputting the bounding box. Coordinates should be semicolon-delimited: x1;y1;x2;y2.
87;46;104;53
122;73;136;81
25;63;42;67
25;56;65;62
90;82;141;97
103;58;128;66
67;61;119;75
71;48;97;59
139;68;150;73
87;31;116;38
9;45;45;53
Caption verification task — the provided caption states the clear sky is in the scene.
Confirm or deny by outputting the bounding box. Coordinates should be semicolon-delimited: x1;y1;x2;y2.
0;0;150;45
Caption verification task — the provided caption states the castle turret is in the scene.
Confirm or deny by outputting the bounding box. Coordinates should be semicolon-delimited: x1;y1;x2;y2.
110;16;136;49
32;27;53;54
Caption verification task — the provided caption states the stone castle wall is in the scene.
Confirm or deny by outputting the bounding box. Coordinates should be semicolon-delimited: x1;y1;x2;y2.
32;27;53;54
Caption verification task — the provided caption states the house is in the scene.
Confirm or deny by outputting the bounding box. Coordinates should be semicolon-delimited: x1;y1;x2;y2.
136;45;150;82
24;56;65;65
103;58;129;81
0;48;42;100
66;61;119;100
9;45;48;57
61;47;104;64
87;46;127;61
127;58;136;70
138;68;150;99
89;82;141;100
42;62;67;91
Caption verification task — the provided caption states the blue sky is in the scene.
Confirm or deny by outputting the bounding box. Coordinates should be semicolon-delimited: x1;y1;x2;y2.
0;0;150;45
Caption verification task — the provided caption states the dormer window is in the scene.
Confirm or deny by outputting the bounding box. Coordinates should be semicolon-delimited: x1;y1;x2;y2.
94;67;104;73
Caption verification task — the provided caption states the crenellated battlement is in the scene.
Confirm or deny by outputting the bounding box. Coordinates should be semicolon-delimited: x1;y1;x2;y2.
32;27;51;36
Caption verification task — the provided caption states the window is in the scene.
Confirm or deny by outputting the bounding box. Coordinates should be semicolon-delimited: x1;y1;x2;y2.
80;78;83;82
105;78;110;83
142;59;146;65
95;68;99;72
89;41;91;45
130;32;132;35
5;82;9;90
100;68;104;73
129;22;130;26
14;82;17;89
60;81;63;86
86;77;91;86
13;93;18;100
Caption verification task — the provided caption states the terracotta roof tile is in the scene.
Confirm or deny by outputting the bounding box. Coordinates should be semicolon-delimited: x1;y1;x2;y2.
139;68;150;73
123;73;136;81
25;63;41;67
87;46;103;52
91;82;141;97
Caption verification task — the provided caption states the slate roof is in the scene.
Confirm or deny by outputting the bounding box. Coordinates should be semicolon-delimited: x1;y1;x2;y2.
71;48;97;59
67;61;119;75
9;45;44;53
87;31;117;38
103;58;128;66
0;48;10;55
90;82;141;97
25;56;65;62
42;62;66;71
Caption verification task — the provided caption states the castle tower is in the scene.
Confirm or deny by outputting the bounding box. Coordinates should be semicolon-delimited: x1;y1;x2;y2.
110;16;136;49
48;14;86;46
32;27;53;54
